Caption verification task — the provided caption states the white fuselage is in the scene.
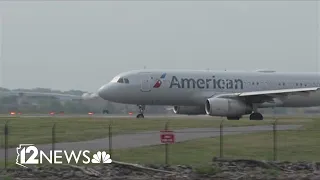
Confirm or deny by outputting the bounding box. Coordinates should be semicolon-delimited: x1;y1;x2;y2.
97;69;320;108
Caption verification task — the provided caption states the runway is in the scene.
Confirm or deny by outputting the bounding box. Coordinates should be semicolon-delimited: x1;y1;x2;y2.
0;113;319;119
0;113;207;119
0;124;302;161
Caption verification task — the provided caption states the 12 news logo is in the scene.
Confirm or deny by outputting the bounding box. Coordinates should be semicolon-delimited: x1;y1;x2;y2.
16;144;112;168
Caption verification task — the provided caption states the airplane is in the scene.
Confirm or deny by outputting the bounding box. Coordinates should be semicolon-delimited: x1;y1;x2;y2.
96;69;320;120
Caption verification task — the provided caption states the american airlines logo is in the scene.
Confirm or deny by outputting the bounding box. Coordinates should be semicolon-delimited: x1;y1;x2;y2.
153;73;167;88
169;76;244;89
152;73;244;90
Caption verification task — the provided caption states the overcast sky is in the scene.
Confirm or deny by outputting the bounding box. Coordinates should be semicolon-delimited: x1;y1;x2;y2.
0;1;318;92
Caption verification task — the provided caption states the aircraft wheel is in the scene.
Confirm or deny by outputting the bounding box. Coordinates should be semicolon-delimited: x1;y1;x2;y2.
136;113;144;118
249;113;263;120
102;109;109;114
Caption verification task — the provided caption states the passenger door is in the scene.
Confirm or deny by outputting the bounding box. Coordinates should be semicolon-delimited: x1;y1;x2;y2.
140;72;152;92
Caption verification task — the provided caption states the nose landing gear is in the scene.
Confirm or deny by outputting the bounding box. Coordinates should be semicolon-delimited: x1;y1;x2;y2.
136;105;145;118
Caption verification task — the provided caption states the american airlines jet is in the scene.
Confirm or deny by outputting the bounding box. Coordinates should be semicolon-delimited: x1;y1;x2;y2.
97;69;320;120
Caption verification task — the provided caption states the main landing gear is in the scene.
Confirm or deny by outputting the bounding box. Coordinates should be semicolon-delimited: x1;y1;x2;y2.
226;113;263;120
249;112;263;120
249;104;264;120
136;105;145;118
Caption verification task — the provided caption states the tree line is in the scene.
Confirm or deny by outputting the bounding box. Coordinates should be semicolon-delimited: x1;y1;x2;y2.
0;88;169;114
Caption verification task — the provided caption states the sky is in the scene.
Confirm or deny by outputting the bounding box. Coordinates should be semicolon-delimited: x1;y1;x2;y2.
0;1;319;92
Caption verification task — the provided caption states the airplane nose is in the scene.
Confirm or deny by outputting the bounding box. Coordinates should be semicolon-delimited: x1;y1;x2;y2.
98;84;108;99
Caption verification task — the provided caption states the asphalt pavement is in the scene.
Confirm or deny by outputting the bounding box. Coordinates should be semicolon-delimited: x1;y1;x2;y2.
0;114;194;119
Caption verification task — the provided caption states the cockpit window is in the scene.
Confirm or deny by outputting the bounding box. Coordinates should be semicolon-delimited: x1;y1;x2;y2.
111;76;129;84
117;78;124;83
111;76;120;83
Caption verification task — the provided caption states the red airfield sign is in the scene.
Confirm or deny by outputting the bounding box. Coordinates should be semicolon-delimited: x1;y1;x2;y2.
160;130;175;144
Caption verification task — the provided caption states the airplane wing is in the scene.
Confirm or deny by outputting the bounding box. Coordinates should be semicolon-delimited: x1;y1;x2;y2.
238;87;320;97
216;87;320;104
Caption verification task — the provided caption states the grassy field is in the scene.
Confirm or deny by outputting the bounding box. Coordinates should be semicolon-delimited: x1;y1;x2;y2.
0;116;317;168
109;118;320;165
0;116;312;148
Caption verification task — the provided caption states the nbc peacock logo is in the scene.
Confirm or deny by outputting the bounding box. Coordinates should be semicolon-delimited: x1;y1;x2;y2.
91;151;112;164
153;73;167;88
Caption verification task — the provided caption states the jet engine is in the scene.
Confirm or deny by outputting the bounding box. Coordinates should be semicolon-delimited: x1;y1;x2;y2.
173;105;206;115
205;97;252;117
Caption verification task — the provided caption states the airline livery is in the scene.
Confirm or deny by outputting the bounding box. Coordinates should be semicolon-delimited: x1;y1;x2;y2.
97;69;320;120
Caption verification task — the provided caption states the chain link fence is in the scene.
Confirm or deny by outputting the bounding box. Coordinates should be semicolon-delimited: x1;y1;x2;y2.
1;119;319;168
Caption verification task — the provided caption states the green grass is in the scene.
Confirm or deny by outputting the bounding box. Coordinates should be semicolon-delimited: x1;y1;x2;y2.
0;116;306;148
0;117;316;168
107;118;320;165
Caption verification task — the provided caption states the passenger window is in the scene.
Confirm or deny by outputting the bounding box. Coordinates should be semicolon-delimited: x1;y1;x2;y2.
124;78;129;84
117;78;124;83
